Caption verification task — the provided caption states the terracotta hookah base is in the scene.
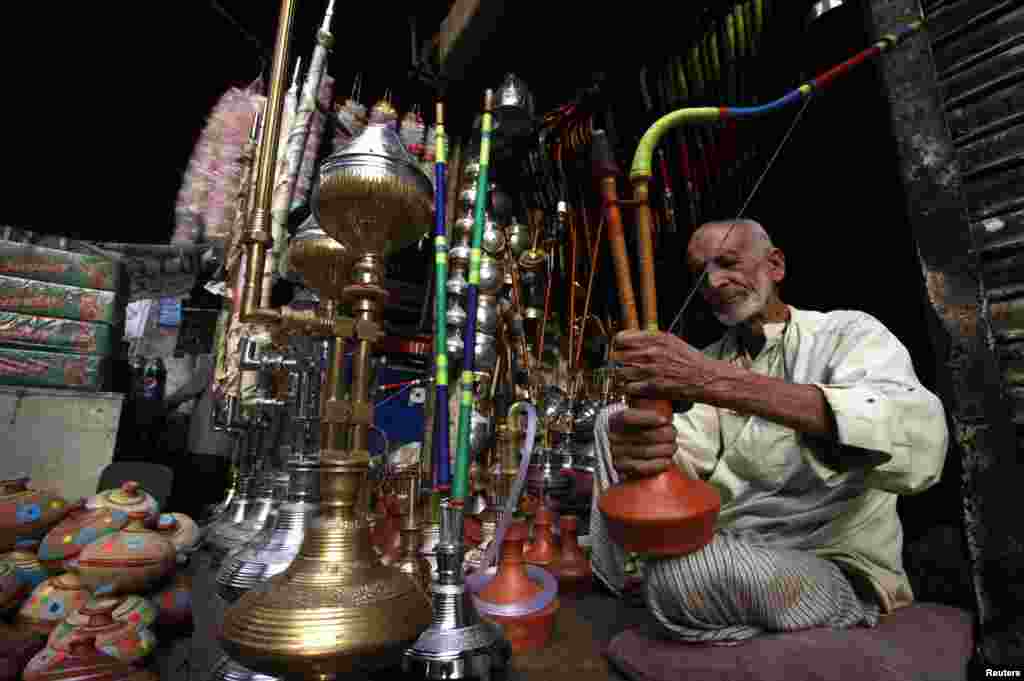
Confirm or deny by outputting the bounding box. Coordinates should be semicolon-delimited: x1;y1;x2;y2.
598;469;720;557
480;598;559;654
554;572;593;598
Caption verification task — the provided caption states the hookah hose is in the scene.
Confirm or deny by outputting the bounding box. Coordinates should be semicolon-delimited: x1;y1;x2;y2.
432;102;451;494
452;89;495;504
466;400;559;617
629;17;926;333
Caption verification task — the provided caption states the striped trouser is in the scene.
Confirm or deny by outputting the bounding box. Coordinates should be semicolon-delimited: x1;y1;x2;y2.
642;532;880;643
589;404;880;644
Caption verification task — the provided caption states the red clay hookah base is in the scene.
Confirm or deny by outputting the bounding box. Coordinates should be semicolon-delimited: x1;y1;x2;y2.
598;467;721;557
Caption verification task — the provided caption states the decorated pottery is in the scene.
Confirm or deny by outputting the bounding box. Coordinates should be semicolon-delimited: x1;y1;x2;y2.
524;504;558;567
47;597;155;665
76;512;175;596
15;572;92;636
552;515;592;596
111;595;159;628
155;512;200;560
22;637;158;681
0;477;69;552
0;561;19;614
473;521;559;653
153;572;193;631
39;503;130;572
0;621;46;681
85;482;159;521
1;540;49;601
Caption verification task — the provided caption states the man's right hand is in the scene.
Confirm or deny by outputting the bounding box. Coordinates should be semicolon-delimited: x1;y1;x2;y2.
608;408;678;478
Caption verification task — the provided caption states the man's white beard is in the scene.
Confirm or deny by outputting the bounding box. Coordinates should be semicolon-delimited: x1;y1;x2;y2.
712;274;771;327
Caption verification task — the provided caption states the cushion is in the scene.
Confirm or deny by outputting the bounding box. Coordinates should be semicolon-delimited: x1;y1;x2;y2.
605;602;974;681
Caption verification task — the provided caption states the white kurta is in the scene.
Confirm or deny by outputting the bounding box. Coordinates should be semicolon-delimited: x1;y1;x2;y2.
593;306;949;613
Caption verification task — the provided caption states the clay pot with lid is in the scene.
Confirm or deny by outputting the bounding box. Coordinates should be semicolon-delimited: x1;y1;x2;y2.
0;561;19;614
0;477;70;552
85;482;158;523
47;597;156;665
2;539;49;602
551;515;592;596
153;571;193;632
15;572;92;637
22;635;158;681
39;502;131;573
472;521;559;653
0;621;46;681
154;512;200;561
75;512;175;596
524;504;558;567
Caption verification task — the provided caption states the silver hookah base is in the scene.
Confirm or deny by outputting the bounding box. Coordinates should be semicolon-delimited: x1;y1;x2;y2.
206;654;281;681
402;619;511;680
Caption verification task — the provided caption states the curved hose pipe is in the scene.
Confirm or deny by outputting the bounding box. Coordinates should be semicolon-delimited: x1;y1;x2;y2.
626;19;924;331
482;401;538;569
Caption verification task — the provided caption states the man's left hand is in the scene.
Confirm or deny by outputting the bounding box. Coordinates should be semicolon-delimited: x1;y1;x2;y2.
612;330;721;403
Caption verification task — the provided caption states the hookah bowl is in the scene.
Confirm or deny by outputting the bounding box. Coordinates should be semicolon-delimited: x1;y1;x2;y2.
403;501;511;680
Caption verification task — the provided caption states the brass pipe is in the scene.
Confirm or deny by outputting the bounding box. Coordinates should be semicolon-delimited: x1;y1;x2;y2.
240;0;299;326
321;337;347;453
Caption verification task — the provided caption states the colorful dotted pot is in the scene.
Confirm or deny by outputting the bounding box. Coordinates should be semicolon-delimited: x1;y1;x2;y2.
39;505;130;572
75;513;175;596
0;477;69;552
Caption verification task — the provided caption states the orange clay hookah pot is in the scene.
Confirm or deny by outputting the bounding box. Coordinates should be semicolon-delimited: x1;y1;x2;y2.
591;128;720;557
523;502;558;567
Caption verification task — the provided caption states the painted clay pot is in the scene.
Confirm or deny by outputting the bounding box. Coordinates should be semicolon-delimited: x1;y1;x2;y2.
0;621;46;681
524;505;558;567
552;515;592;596
15;572;92;637
598;465;721;556
39;503;130;572
48;598;155;665
474;521;559;653
111;595;159;628
75;512;175;596
0;561;19;614
155;512;200;561
48;596;157;653
85;482;159;522
22;636;158;681
1;540;50;603
153;572;193;631
0;477;69;552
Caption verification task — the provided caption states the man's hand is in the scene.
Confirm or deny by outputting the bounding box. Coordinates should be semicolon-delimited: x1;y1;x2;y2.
612;330;720;403
609;408;678;478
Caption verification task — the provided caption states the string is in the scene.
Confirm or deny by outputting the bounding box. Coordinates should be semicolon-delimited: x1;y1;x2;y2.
667;94;813;336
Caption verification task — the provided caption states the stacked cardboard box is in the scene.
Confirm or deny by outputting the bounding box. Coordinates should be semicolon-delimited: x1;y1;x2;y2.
0;242;125;391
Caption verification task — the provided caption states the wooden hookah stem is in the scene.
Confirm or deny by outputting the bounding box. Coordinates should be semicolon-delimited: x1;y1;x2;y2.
633;181;659;332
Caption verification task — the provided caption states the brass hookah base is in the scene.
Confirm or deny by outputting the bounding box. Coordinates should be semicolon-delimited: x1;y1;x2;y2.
403;501;511;680
219;453;432;679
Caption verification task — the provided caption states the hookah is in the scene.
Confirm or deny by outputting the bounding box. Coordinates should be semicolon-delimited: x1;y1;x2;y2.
207;340;292;562
204;394;260;544
218;0;434;674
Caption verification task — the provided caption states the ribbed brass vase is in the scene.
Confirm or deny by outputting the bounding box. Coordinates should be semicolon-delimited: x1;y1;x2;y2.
218;453;432;679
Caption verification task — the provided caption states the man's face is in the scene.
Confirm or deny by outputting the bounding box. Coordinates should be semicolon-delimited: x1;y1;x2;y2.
686;224;782;327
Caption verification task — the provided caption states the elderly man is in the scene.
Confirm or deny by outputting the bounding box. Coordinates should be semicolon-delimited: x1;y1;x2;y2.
590;219;949;644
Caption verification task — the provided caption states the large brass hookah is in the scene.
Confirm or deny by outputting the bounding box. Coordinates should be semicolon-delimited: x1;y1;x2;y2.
218;1;433;675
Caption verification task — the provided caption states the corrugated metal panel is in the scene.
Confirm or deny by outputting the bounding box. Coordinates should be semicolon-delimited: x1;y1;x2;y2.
926;0;1024;425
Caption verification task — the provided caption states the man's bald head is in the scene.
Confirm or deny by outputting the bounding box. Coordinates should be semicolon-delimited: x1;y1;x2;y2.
690;219;774;258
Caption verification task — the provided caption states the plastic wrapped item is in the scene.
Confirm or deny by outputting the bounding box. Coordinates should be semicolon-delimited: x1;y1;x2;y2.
0;276;119;325
0;346;108;390
172;80;265;245
0;311;115;355
0;242;121;291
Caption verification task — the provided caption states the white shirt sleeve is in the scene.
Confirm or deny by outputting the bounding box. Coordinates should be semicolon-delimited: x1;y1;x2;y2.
810;313;949;495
